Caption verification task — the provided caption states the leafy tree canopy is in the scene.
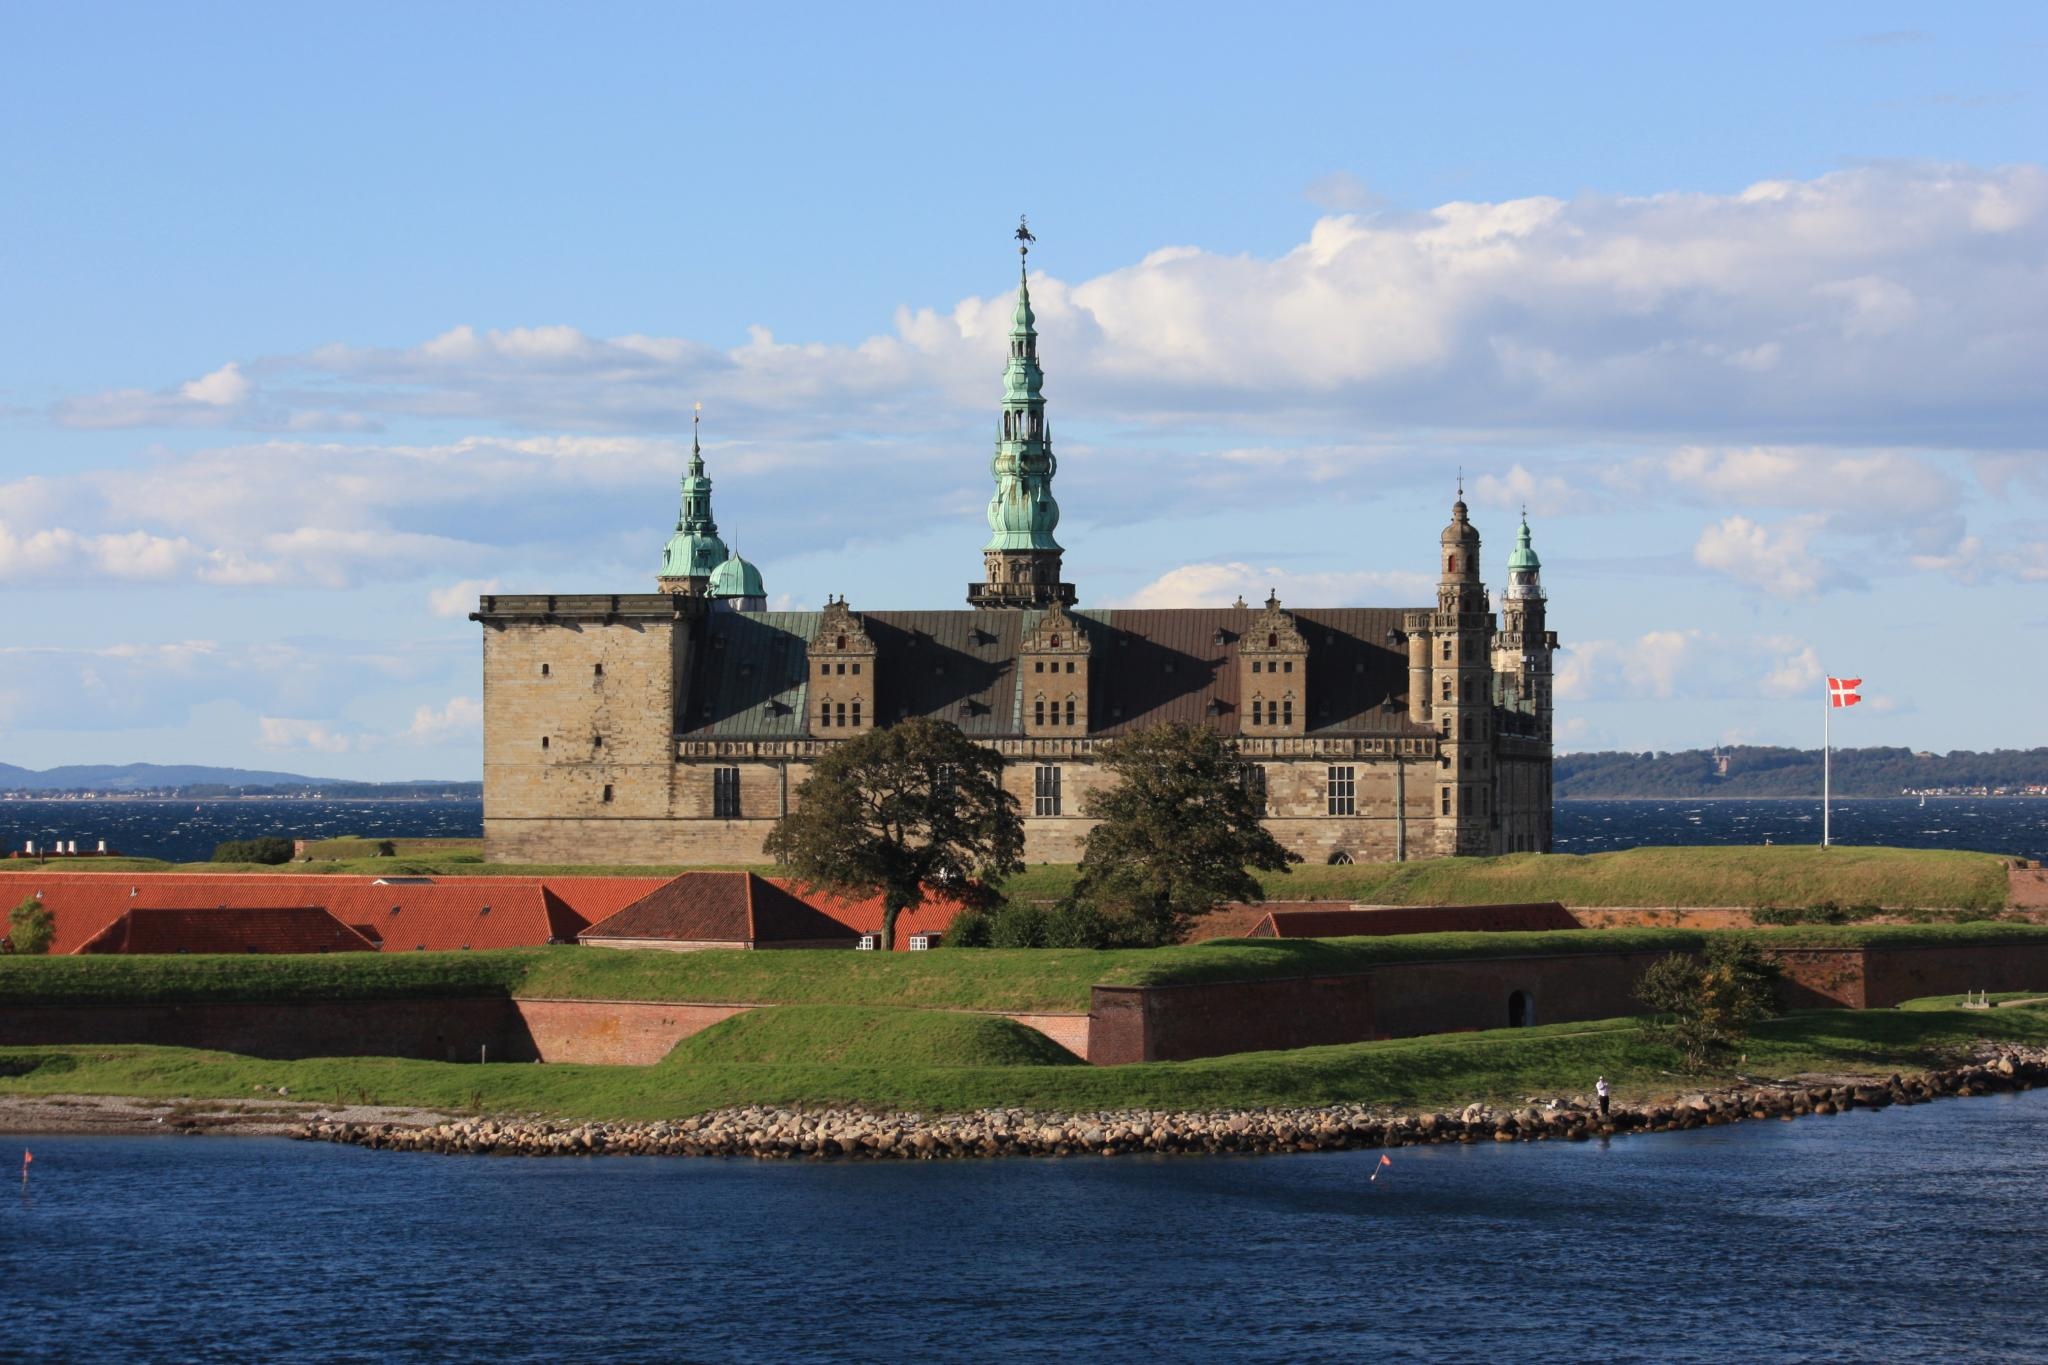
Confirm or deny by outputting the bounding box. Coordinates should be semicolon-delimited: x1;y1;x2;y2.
211;837;295;865
1071;722;1301;946
7;896;54;955
763;717;1023;950
1634;938;1782;1072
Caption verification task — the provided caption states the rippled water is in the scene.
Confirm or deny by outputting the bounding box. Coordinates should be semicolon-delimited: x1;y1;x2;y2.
2;794;2041;865
5;1091;2046;1361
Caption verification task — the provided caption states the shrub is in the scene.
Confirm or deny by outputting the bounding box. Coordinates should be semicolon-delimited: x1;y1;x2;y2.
1042;902;1114;949
1635;939;1782;1072
7;897;54;955
375;839;397;857
987;904;1049;949
210;837;295;865
943;908;994;948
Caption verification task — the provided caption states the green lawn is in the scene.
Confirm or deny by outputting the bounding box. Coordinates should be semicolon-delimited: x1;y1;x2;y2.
27;843;2012;909
9;922;2047;1014
6;1003;2045;1121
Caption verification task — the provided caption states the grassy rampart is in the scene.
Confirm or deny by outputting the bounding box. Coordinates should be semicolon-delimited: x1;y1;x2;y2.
17;844;2012;909
7;922;2047;1014
6;1003;2047;1120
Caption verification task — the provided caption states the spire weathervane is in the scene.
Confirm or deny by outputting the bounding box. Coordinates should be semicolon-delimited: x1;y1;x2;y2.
1016;214;1035;268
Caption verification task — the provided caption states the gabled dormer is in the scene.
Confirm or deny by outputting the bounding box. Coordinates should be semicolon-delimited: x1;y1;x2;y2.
1020;600;1091;735
1238;592;1307;737
807;596;877;735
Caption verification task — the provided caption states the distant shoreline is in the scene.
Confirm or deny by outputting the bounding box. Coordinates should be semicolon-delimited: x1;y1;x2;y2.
1556;794;2044;803
0;794;478;803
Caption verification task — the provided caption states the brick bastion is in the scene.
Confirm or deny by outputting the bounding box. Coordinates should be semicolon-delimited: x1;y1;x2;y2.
7;936;2046;1066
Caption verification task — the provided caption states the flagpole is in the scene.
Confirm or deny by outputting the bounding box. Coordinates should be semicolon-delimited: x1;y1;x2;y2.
1822;679;1831;849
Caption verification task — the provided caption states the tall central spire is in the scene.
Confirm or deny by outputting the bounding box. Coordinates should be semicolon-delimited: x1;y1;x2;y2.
658;402;730;594
968;217;1076;609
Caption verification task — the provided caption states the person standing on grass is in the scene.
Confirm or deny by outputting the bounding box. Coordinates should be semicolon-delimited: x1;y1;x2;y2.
1596;1076;1611;1119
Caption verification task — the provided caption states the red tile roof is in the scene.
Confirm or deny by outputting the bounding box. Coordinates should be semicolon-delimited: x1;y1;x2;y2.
762;879;970;950
77;906;376;955
0;871;676;955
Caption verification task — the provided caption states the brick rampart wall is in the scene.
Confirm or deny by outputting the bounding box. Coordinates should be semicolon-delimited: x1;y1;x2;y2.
1864;941;2048;1007
0;998;528;1062
512;998;751;1064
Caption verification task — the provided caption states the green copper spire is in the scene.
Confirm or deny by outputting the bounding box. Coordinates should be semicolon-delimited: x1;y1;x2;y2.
1507;512;1541;572
659;403;730;583
984;216;1061;553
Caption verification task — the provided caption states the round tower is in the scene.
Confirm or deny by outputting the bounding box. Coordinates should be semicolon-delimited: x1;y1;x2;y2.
1430;488;1495;856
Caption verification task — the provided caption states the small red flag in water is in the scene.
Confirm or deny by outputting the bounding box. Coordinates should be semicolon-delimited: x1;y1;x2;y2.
1379;1155;1391;1167
20;1151;28;1168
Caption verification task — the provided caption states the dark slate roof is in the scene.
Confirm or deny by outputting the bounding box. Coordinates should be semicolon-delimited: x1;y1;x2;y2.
79;906;379;954
682;607;1437;739
580;872;858;945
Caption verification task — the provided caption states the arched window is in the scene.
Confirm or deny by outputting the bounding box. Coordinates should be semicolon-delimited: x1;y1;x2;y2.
836;635;847;649
1267;632;1277;647
1447;555;1457;573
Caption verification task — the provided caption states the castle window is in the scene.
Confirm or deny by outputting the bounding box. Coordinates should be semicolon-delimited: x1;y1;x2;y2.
1239;763;1267;814
712;766;742;819
1065;698;1076;726
1267;632;1277;648
593;735;603;749
1326;766;1356;816
1283;661;1293;674
1282;699;1294;726
540;663;550;677
836;702;847;726
820;663;830;677
1251;699;1263;725
851;663;860;675
593;663;603;677
1447;555;1457;574
1441;678;1452;702
836;663;846;676
820;704;832;727
1252;661;1262;674
602;784;614;804
1034;698;1046;726
1035;662;1044;673
1049;635;1060;647
1033;765;1063;817
1461;786;1474;816
1443;640;1452;662
836;635;847;649
1065;661;1075;674
1442;788;1452;816
540;736;549;750
851;701;861;727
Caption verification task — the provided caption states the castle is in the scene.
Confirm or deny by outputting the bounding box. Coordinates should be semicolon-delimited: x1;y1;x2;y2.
472;231;1557;866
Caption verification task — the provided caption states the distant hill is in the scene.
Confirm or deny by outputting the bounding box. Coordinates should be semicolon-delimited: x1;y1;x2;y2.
0;762;478;796
1556;746;2048;799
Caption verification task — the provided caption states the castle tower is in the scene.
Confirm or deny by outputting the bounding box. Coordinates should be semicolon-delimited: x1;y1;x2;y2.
1238;592;1309;737
968;218;1076;610
1493;513;1554;739
658;405;730;595
1428;487;1495;856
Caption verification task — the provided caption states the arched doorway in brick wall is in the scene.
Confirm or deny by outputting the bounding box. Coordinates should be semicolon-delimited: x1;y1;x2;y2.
1327;850;1353;865
1507;990;1534;1028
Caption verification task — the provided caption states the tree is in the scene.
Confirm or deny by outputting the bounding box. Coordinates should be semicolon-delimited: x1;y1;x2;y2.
763;717;1023;951
1069;722;1301;946
1634;938;1782;1072
7;897;54;955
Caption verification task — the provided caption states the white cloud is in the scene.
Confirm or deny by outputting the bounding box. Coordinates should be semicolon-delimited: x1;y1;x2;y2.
48;163;2048;450
429;579;501;618
1759;641;1825;698
1555;630;1702;701
404;696;482;744
1693;514;1836;598
258;716;354;754
1118;561;1434;609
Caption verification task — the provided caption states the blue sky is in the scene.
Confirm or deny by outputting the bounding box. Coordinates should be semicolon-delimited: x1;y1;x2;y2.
2;2;2043;779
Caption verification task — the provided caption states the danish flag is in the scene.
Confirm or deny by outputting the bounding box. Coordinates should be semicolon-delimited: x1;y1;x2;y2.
1828;677;1863;708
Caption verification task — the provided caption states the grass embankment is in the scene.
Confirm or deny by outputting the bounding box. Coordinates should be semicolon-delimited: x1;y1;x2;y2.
29;844;2013;910
6;1003;2047;1121
7;922;2047;1014
669;1006;1083;1068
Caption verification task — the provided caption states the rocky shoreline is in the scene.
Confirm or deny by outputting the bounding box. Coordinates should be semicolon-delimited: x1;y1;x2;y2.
289;1045;2048;1161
